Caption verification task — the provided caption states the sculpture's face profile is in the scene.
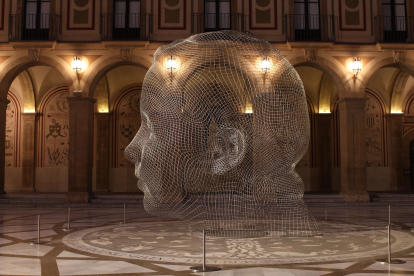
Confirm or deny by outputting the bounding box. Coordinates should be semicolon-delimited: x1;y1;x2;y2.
125;31;318;236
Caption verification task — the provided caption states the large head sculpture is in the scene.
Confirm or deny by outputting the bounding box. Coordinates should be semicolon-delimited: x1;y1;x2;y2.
126;31;318;237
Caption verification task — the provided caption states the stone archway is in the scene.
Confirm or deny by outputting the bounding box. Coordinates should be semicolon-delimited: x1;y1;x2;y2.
0;57;74;193
289;57;349;99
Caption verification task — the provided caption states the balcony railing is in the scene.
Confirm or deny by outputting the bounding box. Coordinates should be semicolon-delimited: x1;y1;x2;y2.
9;14;59;41
285;14;336;42
101;13;150;41
374;16;414;43
193;13;244;34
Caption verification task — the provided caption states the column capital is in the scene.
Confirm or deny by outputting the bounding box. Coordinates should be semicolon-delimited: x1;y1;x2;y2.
0;98;10;108
95;112;111;118
66;96;97;106
386;113;405;119
21;113;37;119
337;96;368;110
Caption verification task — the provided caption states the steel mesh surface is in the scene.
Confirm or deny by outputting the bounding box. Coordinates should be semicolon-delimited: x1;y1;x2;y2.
125;31;319;237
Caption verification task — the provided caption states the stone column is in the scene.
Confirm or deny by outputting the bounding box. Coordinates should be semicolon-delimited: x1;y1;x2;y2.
0;98;10;194
315;113;332;191
337;97;370;202
386;113;404;191
95;112;110;193
21;113;36;192
66;97;96;203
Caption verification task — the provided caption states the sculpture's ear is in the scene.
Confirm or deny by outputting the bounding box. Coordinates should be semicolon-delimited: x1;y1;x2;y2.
209;126;246;175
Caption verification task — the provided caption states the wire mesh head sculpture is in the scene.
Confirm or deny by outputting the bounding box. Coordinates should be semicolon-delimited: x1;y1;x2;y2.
125;31;319;237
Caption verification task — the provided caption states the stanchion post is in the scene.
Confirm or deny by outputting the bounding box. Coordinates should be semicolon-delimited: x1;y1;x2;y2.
68;207;71;230
388;225;391;263
376;206;405;264
63;207;73;232
203;229;206;271
190;230;220;272
389;205;391;225
30;214;49;245
37;214;40;243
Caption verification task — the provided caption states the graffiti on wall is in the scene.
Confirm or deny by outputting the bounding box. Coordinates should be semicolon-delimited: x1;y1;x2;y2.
365;93;382;167
116;91;141;167
44;92;69;167
5;96;16;167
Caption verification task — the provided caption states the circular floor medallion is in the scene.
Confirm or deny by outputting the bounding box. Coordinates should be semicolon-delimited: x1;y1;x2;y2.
62;221;414;265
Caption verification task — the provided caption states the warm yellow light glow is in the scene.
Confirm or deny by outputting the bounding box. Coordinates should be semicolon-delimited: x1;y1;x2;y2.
261;58;271;72
24;109;35;113
99;109;109;113
352;57;362;76
72;56;84;73
245;103;253;114
319;110;331;114
391;110;403;114
166;56;177;70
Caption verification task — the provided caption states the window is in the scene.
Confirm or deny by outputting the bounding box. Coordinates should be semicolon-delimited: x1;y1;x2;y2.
382;0;406;29
294;0;320;40
114;0;141;39
204;0;231;31
24;0;50;39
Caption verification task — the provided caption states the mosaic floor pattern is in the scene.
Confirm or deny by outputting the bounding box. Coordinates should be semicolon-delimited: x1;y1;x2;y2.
0;204;414;275
63;221;414;265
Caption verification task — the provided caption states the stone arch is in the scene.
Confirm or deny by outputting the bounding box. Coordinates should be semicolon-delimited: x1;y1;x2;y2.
37;86;70;168
289;56;349;99
110;84;142;168
390;70;410;113
297;96;316;168
5;91;22;168
17;70;36;113
0;56;76;100
83;55;152;98
404;93;414;115
332;97;340;167
359;57;414;95
95;75;109;113
365;88;387;167
402;128;414;190
319;73;334;113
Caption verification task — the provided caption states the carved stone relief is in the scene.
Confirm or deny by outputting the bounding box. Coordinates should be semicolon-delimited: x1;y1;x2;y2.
43;91;70;167
115;90;141;168
5;95;17;167
365;93;382;167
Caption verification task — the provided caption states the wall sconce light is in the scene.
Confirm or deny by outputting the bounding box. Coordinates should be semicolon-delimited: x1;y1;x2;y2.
166;56;177;70
352;57;362;78
261;57;271;73
72;56;83;75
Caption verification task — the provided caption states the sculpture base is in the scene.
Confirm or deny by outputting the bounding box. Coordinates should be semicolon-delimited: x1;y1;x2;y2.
190;266;221;272
376;259;406;264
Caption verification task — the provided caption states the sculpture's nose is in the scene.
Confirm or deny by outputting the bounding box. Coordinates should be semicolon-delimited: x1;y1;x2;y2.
125;134;142;165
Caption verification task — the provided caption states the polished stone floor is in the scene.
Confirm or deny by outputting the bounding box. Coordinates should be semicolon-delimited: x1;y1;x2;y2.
1;203;414;276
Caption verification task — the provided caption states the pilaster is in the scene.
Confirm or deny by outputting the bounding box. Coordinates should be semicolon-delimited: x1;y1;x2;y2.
66;97;96;203
338;97;370;202
21;113;36;192
315;113;332;191
386;113;404;191
95;112;110;193
0;98;10;194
